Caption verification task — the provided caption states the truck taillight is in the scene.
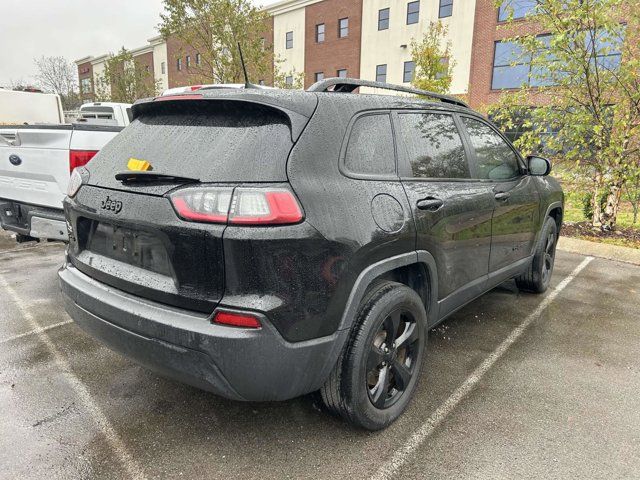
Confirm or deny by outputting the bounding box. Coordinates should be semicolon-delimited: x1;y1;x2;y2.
169;186;304;226
69;150;98;173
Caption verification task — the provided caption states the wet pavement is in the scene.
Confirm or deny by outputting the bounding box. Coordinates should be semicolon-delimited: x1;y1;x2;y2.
0;231;638;479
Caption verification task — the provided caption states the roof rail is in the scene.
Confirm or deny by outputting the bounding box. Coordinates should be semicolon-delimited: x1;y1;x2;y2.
307;78;469;108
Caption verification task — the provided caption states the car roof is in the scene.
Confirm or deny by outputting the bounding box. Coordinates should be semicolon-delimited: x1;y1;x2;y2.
132;86;482;142
150;87;473;115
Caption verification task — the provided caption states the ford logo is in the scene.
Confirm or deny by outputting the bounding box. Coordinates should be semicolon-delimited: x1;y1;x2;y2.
9;154;22;166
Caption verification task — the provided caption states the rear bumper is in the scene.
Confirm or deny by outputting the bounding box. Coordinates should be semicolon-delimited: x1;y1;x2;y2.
59;262;347;401
0;199;68;241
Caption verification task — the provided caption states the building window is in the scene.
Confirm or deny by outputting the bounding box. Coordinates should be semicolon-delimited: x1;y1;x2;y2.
376;64;387;83
407;1;420;25
177;58;182;71
498;0;537;22
80;77;91;94
196;53;201;65
285;75;293;86
339;18;349;38
286;31;293;49
378;8;390;30
316;23;325;43
439;0;453;18
403;61;415;83
186;55;191;68
492;35;558;89
161;62;166;74
492;41;528;89
259;80;265;86
588;29;624;71
437;57;450;79
337;69;348;78
315;72;324;82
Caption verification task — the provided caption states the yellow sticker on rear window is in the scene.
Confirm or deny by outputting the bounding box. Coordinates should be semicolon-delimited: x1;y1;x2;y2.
127;158;152;171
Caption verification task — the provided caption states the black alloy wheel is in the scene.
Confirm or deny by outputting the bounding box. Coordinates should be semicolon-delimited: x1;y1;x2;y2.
320;281;427;430
366;308;420;409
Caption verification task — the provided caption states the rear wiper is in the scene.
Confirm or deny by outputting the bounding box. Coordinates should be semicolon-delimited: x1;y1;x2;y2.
115;171;200;184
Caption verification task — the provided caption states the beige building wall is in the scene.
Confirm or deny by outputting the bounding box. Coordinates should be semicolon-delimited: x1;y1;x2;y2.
91;57;109;99
359;0;476;95
150;37;169;92
271;2;308;80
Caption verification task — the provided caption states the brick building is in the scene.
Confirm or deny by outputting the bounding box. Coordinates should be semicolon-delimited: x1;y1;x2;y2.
77;0;483;100
76;0;620;109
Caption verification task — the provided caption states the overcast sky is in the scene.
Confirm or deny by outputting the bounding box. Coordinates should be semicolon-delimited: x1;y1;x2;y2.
0;0;279;87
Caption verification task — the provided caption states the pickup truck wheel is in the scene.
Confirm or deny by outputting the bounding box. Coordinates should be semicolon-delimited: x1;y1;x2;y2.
320;281;427;430
516;216;558;294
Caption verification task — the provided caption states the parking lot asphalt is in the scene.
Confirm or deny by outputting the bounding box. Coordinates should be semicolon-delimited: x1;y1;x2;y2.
1;231;639;479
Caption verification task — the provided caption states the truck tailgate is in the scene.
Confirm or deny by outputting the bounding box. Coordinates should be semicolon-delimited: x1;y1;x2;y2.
0;125;123;209
0;127;72;208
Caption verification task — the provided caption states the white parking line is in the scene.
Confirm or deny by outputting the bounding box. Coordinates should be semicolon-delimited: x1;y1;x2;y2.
0;319;72;345
371;256;594;480
0;273;147;480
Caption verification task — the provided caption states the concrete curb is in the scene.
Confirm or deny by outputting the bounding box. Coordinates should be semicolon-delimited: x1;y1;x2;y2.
558;236;640;266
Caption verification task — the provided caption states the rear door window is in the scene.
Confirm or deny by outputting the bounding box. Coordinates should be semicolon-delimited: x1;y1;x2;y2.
461;116;521;180
87;101;294;183
397;112;470;179
344;113;396;176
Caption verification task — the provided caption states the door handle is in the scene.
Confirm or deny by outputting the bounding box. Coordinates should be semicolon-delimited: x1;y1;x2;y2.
417;198;444;211
494;192;511;202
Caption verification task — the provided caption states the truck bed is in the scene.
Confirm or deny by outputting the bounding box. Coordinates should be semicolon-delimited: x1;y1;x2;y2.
0;123;124;241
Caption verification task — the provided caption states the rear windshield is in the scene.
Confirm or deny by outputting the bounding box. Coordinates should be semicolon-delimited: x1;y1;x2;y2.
87;101;294;183
80;106;115;120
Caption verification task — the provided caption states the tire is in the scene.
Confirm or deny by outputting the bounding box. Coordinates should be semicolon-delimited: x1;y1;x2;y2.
320;281;428;430
516;216;559;294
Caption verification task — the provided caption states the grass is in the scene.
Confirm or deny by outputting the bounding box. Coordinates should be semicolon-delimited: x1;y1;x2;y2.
562;196;640;249
564;195;639;228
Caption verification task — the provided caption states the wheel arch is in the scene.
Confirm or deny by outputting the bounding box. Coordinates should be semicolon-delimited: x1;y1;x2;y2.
546;202;563;231
338;251;439;332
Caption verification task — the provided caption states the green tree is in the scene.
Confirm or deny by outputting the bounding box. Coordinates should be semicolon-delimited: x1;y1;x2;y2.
95;48;160;103
159;0;273;85
488;0;640;230
273;61;305;90
410;21;455;94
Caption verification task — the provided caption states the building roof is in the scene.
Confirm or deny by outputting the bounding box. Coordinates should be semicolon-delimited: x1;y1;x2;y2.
265;0;323;15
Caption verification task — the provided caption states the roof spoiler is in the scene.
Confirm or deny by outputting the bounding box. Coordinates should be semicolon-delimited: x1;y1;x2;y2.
131;93;317;142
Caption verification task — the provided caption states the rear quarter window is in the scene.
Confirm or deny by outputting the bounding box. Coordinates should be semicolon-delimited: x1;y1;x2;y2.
343;113;396;177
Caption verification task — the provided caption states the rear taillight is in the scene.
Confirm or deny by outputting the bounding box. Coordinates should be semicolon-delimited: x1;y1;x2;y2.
69;150;98;173
170;187;233;223
213;311;261;329
169;186;303;226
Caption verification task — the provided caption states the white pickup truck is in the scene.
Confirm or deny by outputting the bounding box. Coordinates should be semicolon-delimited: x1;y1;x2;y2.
0;102;132;242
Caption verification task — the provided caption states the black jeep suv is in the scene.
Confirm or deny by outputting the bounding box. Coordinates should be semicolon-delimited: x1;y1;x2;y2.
59;79;563;430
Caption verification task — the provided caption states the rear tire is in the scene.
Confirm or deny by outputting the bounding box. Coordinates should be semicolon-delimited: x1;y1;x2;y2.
516;216;558;294
320;281;427;430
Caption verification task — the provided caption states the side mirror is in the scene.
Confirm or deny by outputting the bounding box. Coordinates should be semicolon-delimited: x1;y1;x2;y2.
527;155;552;176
